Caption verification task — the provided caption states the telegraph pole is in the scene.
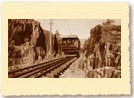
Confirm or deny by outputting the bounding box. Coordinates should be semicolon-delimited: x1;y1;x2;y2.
49;19;53;55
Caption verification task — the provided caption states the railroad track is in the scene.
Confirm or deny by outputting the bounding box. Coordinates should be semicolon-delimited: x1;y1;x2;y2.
8;56;77;78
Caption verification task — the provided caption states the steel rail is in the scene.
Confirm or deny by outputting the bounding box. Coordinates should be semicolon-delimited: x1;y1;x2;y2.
8;56;77;78
8;57;67;78
19;57;72;78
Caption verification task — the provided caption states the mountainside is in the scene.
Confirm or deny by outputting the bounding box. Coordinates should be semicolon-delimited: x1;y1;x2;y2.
84;20;121;68
8;19;61;70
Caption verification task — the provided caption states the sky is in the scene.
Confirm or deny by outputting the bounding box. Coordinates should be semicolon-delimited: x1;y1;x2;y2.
35;19;121;39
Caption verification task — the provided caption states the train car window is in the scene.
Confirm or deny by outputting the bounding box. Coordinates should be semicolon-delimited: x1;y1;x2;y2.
62;38;79;48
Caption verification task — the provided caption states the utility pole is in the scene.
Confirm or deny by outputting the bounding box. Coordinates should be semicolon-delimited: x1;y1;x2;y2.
49;19;53;55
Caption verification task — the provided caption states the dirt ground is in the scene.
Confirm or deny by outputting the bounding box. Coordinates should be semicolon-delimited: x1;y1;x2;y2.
60;54;121;78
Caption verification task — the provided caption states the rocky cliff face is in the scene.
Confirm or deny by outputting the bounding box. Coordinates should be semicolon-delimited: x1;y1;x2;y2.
43;30;62;58
8;19;61;70
84;20;121;69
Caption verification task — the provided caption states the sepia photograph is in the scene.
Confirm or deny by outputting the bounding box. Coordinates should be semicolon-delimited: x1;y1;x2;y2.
3;2;130;95
8;19;121;78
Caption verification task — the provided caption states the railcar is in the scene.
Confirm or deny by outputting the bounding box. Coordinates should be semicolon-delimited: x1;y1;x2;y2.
61;35;80;57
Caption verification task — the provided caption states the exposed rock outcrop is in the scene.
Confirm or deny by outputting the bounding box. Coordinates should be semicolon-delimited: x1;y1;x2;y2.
69;20;122;78
8;19;62;70
86;67;121;78
84;19;121;70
